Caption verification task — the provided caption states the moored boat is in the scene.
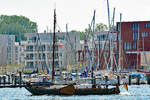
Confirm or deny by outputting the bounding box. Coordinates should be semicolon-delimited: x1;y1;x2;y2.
25;83;120;95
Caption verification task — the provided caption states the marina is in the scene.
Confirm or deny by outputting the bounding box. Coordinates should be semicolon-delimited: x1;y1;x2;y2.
1;0;150;99
0;71;149;88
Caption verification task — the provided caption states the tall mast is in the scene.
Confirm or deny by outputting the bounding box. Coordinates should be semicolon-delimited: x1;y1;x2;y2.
65;24;68;70
137;23;140;70
118;13;122;72
66;24;73;73
112;8;115;33
91;10;96;84
107;0;111;30
106;0;113;70
111;8;118;71
52;9;56;81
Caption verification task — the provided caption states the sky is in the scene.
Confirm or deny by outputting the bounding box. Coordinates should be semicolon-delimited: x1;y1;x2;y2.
1;0;150;32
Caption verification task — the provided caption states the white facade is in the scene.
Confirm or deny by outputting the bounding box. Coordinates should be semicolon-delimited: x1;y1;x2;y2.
24;32;81;71
0;35;19;65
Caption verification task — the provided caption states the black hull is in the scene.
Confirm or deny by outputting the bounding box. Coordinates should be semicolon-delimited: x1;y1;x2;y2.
74;88;119;95
25;86;60;95
25;84;120;95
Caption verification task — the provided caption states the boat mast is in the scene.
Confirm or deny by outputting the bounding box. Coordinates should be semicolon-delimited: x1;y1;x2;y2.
66;24;73;73
91;10;96;85
137;24;140;70
52;9;56;81
112;8;115;33
111;8;118;71
118;13;122;72
106;0;113;70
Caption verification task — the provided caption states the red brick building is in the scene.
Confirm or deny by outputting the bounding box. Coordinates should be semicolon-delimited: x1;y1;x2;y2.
116;21;150;71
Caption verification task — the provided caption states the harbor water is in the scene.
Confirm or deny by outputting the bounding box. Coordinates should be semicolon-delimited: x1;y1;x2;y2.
0;85;150;100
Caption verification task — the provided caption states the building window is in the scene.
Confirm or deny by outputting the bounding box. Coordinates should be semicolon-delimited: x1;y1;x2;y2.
124;42;132;50
117;24;120;31
9;61;12;64
60;53;62;57
128;42;132;49
117;33;120;40
26;45;33;51
133;41;136;49
98;34;108;40
133;32;138;40
27;62;34;67
124;42;127;50
132;23;139;31
55;61;59;66
58;37;64;40
145;23;150;28
142;32;148;37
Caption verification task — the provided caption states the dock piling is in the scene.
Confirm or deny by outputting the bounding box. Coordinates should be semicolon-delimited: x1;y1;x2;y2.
117;76;120;86
14;76;17;86
105;76;109;88
0;77;1;85
129;75;131;85
136;76;140;85
8;75;10;84
3;76;6;86
11;74;14;85
147;74;150;85
19;72;22;88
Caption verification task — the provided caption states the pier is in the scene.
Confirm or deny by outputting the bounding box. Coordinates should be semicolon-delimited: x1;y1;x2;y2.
0;72;26;88
0;71;149;88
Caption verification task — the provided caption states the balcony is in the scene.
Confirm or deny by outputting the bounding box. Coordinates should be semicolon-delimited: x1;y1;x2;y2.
25;57;34;60
25;49;34;52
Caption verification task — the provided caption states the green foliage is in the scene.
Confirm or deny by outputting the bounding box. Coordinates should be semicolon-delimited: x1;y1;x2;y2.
0;15;37;42
69;23;109;40
70;30;78;33
83;23;109;40
80;31;86;40
95;23;108;32
23;69;34;73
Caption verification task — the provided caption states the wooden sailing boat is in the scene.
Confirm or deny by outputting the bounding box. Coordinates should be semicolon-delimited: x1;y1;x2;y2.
25;9;120;95
25;83;120;95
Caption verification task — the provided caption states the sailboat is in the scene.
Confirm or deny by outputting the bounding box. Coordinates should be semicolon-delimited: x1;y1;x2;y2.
25;82;120;95
25;9;120;95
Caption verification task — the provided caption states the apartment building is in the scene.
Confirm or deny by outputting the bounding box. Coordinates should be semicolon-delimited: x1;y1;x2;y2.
24;32;80;71
116;21;150;71
0;35;17;65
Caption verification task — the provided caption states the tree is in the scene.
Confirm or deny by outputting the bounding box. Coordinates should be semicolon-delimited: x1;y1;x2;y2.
95;23;108;32
80;31;86;40
70;23;109;40
83;23;108;40
0;15;37;42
